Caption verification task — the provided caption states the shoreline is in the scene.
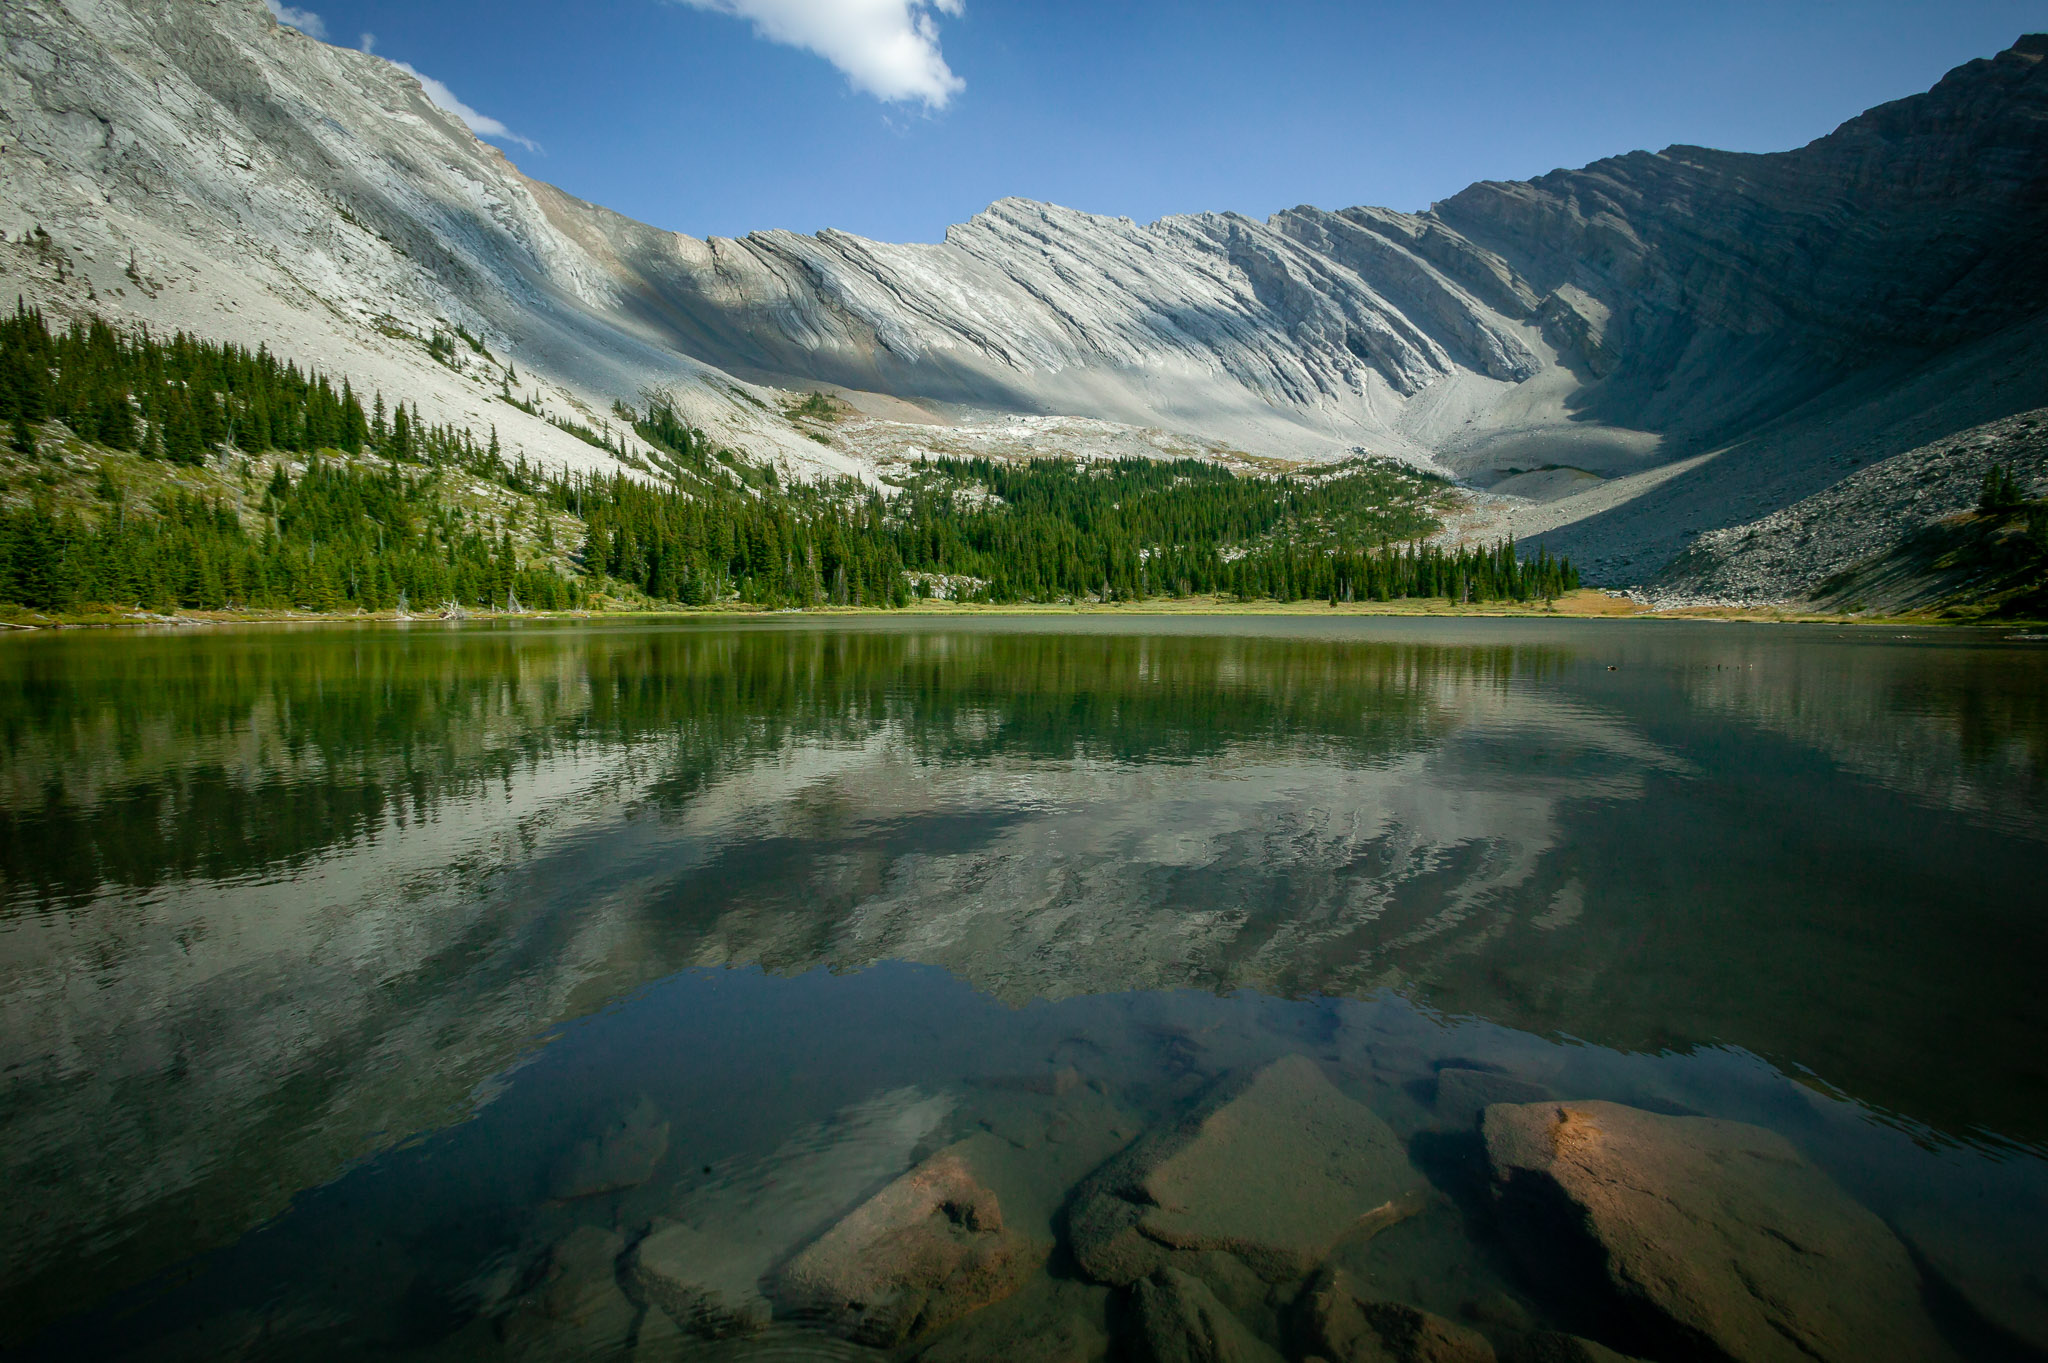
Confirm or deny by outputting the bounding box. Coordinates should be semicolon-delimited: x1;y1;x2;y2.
2;590;2039;633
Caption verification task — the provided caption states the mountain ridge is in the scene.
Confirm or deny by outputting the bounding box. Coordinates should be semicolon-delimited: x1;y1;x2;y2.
2;0;2044;583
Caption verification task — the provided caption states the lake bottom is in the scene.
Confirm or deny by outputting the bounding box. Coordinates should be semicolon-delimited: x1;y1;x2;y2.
32;960;2042;1363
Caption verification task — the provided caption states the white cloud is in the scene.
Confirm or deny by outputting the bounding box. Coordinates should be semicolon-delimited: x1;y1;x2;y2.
356;34;542;154
390;60;541;151
263;0;329;41
675;0;966;110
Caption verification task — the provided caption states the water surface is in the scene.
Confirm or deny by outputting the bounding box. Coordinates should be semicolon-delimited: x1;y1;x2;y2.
2;617;2044;1360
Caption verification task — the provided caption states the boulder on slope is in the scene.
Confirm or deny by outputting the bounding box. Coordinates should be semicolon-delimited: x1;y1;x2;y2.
1482;1100;1955;1363
909;1275;1113;1363
1069;1055;1426;1287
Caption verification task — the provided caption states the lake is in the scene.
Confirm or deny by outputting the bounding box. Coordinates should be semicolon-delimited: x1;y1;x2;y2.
1;617;2043;1362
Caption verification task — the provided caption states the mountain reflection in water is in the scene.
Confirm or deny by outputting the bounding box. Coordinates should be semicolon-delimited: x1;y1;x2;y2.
0;618;2043;1359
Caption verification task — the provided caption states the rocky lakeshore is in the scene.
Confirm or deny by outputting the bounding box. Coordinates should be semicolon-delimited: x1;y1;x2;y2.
415;1052;1995;1363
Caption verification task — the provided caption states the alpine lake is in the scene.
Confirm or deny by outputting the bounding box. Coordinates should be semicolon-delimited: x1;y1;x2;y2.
2;616;2044;1363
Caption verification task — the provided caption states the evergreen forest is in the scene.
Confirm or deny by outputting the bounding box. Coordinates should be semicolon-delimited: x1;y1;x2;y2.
0;305;1578;614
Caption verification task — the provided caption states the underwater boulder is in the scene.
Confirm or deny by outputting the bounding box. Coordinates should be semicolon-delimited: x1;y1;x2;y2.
1298;1266;1496;1363
546;1096;670;1201
1069;1055;1427;1286
776;1141;1043;1346
1482;1100;1955;1363
1132;1267;1286;1363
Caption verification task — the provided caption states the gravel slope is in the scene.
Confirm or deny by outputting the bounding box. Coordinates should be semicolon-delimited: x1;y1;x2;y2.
1651;409;2048;606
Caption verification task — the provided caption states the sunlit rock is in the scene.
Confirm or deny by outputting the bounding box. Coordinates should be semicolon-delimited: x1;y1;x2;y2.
627;1086;952;1338
776;1141;1044;1345
1482;1101;1955;1363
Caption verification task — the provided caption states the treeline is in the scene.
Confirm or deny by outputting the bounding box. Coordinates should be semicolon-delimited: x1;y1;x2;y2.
1223;537;1578;605
565;468;907;607
555;449;1575;608
0;305;1579;613
1;302;376;462
1972;462;2048;615
0;458;580;612
863;455;1574;604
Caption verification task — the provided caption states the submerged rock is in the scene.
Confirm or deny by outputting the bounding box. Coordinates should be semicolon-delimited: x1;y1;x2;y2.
776;1141;1043;1346
1133;1267;1286;1363
497;1225;637;1358
1482;1100;1956;1363
910;1276;1113;1363
956;1087;1142;1236
629;1221;774;1338
547;1097;671;1200
1504;1334;1650;1363
1891;1199;2048;1355
1432;1068;1551;1130
627;1086;953;1338
1070;1055;1426;1286
1300;1267;1496;1363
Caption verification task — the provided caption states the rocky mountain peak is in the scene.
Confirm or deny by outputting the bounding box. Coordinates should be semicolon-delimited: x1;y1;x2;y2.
1;5;2043;585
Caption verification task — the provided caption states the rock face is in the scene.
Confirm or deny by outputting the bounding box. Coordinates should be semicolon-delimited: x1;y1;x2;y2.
1069;1055;1426;1286
1482;1101;1955;1363
776;1143;1043;1346
4;3;2048;583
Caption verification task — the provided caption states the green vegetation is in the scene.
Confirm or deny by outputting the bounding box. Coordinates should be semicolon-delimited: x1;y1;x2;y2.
1965;463;2048;616
1979;463;2027;514
879;454;1575;604
0;305;1577;616
789;391;840;423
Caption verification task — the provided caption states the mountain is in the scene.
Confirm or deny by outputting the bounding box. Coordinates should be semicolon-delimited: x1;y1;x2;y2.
2;0;2045;584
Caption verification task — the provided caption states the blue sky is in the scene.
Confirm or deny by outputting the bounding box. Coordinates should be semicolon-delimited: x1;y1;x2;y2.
267;0;2046;244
